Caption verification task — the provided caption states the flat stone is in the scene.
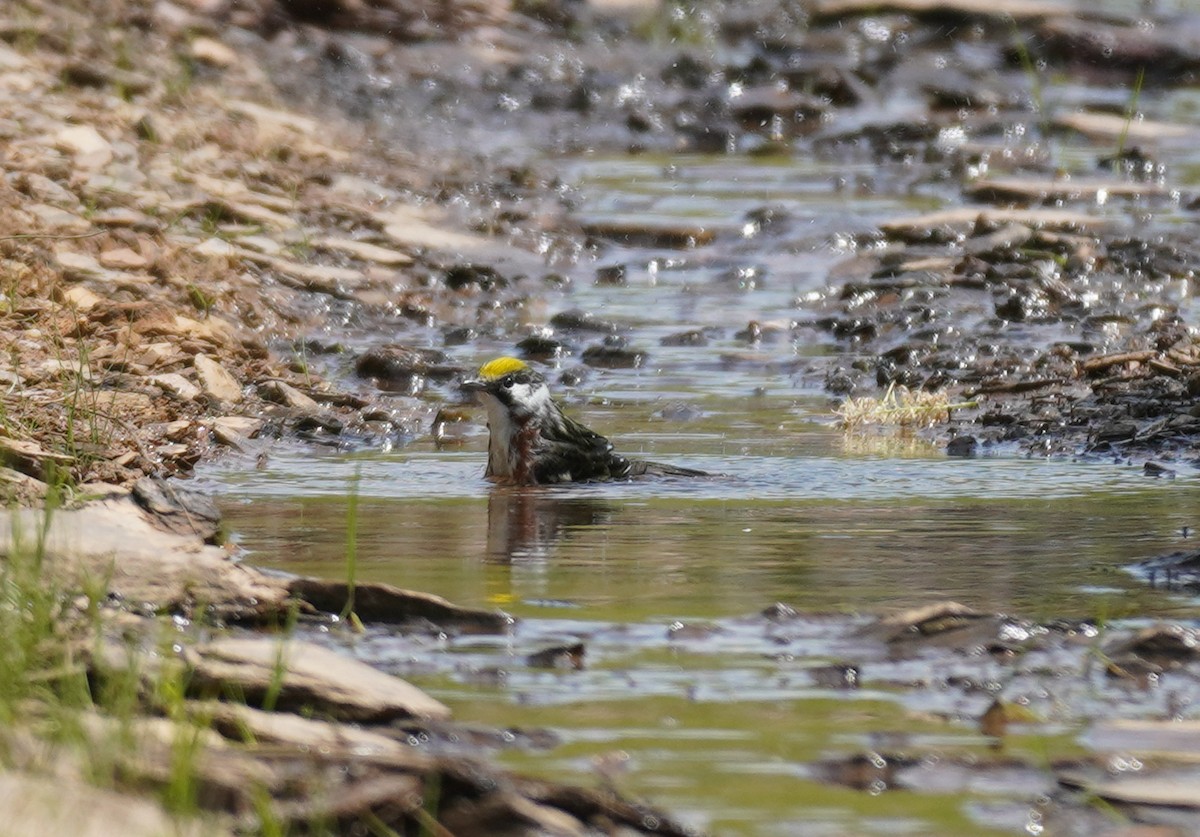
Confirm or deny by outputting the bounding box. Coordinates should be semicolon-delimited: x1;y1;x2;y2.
0;437;73;479
216;199;298;231
61;285;102;311
967;177;1169;203
187;637;451;723
1087;719;1200;758
0;467;48;500
55;250;109;280
580;217;719;248
811;0;1069;23
1054;111;1194;144
316;237;413;266
55;124;113;170
192;237;237;259
134;342;184;369
881;207;1118;240
190;36;238;68
212;416;264;438
0;772;216;837
239;252;364;296
212;416;264;439
200;701;429;766
0;497;290;620
226;99;320;136
258;380;321;412
290;577;514;633
1058;770;1200;809
193;353;243;404
99;247;149;270
376;205;491;253
17;172;79;207
150;372;201;401
91;207;153;229
29;203;90;233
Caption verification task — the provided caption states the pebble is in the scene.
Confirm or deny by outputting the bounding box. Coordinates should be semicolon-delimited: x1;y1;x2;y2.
55;124;113;170
193;353;243;404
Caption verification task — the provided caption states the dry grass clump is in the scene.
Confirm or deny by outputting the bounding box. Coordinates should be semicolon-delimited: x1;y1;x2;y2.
835;383;975;430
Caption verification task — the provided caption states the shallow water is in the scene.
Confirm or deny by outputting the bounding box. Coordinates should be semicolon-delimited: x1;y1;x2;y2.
208;66;1200;835
206;417;1200;835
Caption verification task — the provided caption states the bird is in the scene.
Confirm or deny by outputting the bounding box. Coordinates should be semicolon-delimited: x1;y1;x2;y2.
460;356;708;485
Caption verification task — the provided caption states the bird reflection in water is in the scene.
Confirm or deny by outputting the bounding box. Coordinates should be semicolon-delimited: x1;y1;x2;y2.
484;489;615;607
485;489;614;563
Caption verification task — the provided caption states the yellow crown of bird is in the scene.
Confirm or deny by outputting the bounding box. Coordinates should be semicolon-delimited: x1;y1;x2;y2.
477;356;529;380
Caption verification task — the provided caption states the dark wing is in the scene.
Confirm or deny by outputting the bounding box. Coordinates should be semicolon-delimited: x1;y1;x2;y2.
535;412;631;483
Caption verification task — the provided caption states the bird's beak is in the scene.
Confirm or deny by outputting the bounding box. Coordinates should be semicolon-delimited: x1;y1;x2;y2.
460;378;486;393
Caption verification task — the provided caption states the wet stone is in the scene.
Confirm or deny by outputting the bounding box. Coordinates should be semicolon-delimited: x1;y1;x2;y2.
186;638;451;723
1127;549;1200;591
354;345;460;393
258;380;321;412
131;476;222;542
516;333;570;359
444;264;508;291
580;217;719;249
1105;624;1200;669
946;435;977;457
594;263;626;286
660;329;707;347
526;642;585;670
549;310;619;334
289;578;512;633
582;344;646;369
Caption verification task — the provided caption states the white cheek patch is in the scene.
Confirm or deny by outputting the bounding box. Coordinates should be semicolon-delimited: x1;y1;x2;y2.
509;382;553;419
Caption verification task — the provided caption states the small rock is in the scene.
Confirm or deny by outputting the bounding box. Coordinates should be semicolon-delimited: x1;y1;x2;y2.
60;286;102;311
354;345;459;392
946;435;978;457
132;476;221;542
55;124;114;170
212;416;264;439
289;577;512;633
99;247;148;270
150;372;201;401
55;250;108;280
527;642;585;670
16;172;79;207
315;237;412;266
259;380;320;412
516;333;570;359
582;344;646;369
595;263;627;285
660;329;708;347
444;264;507;291
549;309;619;334
1144;461;1176;479
187;637;451;722
29;204;90;233
189;36;239;68
193;354;243;404
192;237;237;259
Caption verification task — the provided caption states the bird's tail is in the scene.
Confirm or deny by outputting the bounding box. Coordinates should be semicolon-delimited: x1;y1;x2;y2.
627;459;712;478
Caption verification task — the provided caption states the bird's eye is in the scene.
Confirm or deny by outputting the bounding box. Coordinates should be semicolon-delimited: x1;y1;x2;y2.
501;376;514;388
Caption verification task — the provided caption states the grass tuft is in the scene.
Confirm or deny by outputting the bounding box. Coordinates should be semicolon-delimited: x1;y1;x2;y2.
835;383;976;430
